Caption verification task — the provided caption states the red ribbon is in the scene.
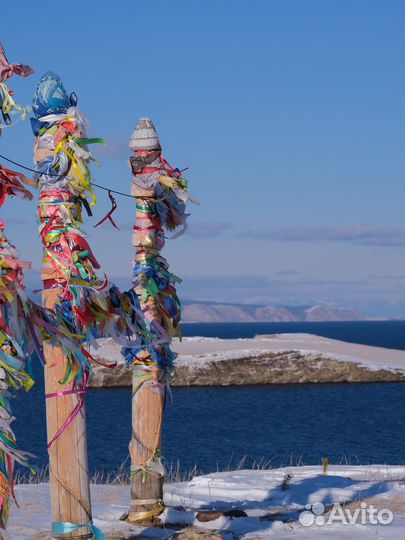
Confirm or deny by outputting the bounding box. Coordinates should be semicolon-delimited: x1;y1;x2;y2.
0;164;33;207
94;190;119;229
81;347;117;369
160;155;182;178
132;150;182;179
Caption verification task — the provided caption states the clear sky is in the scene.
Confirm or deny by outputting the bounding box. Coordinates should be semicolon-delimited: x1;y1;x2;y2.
1;0;404;317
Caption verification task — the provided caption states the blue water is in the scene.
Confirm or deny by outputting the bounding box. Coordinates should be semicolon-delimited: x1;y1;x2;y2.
12;321;405;475
182;320;405;350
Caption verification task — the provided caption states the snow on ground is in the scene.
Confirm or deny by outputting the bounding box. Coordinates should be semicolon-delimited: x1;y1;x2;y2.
92;333;405;373
9;465;405;539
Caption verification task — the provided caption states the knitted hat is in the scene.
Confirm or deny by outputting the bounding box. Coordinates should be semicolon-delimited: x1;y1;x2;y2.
129;117;161;151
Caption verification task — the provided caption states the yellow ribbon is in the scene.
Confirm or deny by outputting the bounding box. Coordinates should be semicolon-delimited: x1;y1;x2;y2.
128;502;165;523
54;140;97;205
0;82;27;119
0;358;34;391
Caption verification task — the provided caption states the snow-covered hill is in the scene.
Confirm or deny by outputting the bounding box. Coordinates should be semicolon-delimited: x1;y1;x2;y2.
89;334;405;387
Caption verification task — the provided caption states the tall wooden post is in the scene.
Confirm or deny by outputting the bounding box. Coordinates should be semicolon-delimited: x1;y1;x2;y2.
129;193;166;521
130;368;165;520
127;117;188;522
43;290;92;540
32;72;95;539
32;73;152;538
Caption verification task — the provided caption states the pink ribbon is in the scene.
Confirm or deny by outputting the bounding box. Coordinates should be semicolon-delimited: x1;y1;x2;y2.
0;43;34;82
45;372;88;449
46;387;86;399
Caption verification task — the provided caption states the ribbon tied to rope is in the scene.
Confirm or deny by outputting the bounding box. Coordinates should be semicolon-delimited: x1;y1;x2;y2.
94;190;118;229
0;43;34;83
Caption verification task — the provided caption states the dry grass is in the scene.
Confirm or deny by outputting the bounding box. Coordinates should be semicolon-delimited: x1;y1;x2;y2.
14;454;273;486
14;455;404;485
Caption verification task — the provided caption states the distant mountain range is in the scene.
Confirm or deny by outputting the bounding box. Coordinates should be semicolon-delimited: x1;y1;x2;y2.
24;284;381;322
182;301;365;323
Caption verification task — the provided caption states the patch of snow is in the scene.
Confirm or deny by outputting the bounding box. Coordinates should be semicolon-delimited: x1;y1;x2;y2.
8;465;405;539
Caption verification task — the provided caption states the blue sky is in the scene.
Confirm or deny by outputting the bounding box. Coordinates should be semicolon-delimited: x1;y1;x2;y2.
1;0;404;317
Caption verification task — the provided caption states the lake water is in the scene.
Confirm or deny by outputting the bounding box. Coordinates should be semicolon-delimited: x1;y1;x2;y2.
181;320;405;349
13;321;405;476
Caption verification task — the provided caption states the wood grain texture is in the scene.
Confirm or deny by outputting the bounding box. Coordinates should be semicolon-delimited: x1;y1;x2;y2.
129;369;164;518
43;289;92;539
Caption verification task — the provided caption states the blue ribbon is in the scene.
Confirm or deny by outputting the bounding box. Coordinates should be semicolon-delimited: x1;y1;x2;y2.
52;521;106;539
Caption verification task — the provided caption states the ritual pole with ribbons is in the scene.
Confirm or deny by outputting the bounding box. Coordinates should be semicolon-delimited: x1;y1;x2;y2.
1;46;125;540
124;117;195;522
31;73;149;540
0;43;37;539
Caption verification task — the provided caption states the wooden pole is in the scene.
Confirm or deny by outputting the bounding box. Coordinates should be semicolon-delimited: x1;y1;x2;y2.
31;72;119;539
129;187;166;521
128;117;187;522
129;366;165;520
43;289;92;540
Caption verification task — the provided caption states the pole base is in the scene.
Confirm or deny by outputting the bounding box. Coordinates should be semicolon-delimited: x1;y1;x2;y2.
128;501;165;523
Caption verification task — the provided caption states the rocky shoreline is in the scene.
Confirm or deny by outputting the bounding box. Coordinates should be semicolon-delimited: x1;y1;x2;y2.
88;334;405;387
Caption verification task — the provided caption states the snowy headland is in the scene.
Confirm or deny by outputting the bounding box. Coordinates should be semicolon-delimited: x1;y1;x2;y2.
10;465;405;539
89;333;405;387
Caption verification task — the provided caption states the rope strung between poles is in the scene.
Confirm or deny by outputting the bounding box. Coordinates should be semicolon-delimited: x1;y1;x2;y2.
0;150;194;232
0;152;189;200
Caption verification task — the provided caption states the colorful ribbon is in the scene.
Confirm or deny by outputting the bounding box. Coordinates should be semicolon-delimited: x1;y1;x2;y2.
0;165;34;206
94;190;118;229
0;43;35;535
0;43;34;83
46;375;88;449
52;520;106;539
